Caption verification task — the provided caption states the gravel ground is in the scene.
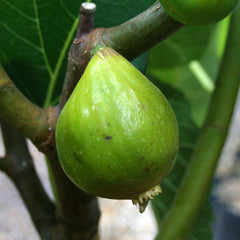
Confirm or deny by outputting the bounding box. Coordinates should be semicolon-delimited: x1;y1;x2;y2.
0;94;239;240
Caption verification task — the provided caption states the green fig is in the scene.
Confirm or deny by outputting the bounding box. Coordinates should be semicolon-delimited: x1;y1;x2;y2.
56;47;179;212
159;0;239;25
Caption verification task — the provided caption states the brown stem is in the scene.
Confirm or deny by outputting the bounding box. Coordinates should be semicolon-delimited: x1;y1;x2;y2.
59;3;100;109
75;2;97;42
0;118;57;240
46;4;100;239
45;150;100;240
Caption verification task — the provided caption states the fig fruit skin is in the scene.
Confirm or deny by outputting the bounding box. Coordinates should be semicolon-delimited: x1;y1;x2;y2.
159;0;239;25
56;47;179;200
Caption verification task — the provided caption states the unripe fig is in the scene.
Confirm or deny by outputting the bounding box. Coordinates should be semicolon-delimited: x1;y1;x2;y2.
56;47;179;212
159;0;239;25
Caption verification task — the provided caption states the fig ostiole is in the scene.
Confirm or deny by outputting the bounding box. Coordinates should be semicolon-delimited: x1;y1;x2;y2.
56;47;179;213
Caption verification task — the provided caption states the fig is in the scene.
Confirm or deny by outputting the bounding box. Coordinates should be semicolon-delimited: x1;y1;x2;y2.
56;47;179;212
159;0;239;25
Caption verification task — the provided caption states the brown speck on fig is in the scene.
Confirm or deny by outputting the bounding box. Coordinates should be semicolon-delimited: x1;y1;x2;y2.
153;166;160;173
104;136;112;141
73;151;82;163
139;156;145;161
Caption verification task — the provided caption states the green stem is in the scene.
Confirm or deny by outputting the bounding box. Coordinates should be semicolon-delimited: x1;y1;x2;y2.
0;65;56;148
156;3;240;240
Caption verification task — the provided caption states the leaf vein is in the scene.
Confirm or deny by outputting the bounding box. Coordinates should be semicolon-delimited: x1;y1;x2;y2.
33;0;53;77
1;0;36;22
43;16;79;107
60;0;76;20
0;20;41;52
0;49;35;100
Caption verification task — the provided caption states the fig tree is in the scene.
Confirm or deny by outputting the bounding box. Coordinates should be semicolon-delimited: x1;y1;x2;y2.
56;47;179;212
159;0;239;25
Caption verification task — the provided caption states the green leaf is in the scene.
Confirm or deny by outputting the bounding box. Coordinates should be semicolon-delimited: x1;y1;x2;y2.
146;17;230;240
146;19;230;126
148;25;215;69
0;0;155;106
0;0;80;106
131;52;149;73
147;64;212;126
94;0;155;28
150;79;213;240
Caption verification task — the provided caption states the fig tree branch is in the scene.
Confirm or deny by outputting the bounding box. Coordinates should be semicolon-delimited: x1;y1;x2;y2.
0;65;58;151
157;3;240;240
59;2;97;109
75;2;96;42
102;1;184;60
44;150;100;240
0;118;57;240
59;1;183;108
